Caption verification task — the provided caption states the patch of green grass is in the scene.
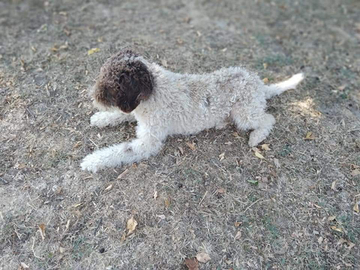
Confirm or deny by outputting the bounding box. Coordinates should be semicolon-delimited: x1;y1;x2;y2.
46;150;69;168
247;179;258;186
255;34;268;46
256;54;293;69
340;67;356;79
337;213;360;243
182;168;203;184
72;236;92;261
248;193;259;202
337;86;355;100
307;259;326;270
316;199;328;209
263;216;279;239
242;242;252;253
279;145;292;157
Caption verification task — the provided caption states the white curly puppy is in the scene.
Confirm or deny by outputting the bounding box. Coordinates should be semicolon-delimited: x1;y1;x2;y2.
81;50;304;173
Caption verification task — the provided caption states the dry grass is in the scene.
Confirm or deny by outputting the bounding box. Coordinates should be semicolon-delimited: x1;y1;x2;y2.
0;0;359;269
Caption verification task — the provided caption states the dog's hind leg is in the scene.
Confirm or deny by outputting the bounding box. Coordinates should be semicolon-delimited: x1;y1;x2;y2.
247;113;275;146
230;105;275;147
90;111;135;128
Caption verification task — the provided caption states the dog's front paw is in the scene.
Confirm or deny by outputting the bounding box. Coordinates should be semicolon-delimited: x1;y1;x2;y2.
90;112;110;128
81;153;104;173
248;129;267;147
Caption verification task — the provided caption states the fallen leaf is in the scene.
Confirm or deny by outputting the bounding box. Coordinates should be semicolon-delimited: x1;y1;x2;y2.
273;158;280;168
351;169;360;177
185;258;199;270
262;77;269;83
177;38;184;45
305;131;315;140
161;59;168;67
186;142;196;151
153;190;158;200
348;242;355;250
331;181;337;191
15;163;26;169
234;221;242;227
55;187;63;195
354;202;359;213
313;203;322;209
318;236;323;244
104;184;113;191
38;224;46;240
59;247;66;253
126;217;138;235
72;203;83;208
328;216;336;221
216;188;226;194
51;43;68;52
120;232;126;242
261;144;271;151
178;146;184;155
50;45;59;52
73;141;82;149
234;231;242;240
196;252;211;263
63;27;71;36
219;152;225;161
59;42;68;50
117;169;129;179
337;238;347;246
330;226;343;233
254;151;265;159
157;214;166;220
65;220;71;231
88;48;100;55
263;63;268;69
338;85;346;91
247;179;258;186
20;262;29;269
269;169;277;177
164;197;171;208
183;17;191;23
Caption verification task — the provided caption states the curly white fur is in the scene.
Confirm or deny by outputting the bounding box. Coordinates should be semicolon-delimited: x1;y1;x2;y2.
81;57;304;173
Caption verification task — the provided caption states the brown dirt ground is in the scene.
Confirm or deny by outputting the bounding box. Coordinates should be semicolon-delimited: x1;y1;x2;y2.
1;0;360;269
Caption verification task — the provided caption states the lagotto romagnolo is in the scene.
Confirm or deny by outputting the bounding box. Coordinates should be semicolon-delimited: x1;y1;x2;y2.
81;50;304;173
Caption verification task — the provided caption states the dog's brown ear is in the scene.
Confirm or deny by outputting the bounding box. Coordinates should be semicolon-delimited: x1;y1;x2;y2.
133;60;154;102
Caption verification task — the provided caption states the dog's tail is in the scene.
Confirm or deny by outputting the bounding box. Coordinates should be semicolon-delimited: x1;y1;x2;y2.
264;73;304;99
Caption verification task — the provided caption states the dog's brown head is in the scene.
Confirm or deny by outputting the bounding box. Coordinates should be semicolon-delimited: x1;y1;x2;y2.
93;50;154;113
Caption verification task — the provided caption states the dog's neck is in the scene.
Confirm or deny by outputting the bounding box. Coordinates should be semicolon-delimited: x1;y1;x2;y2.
132;61;179;122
